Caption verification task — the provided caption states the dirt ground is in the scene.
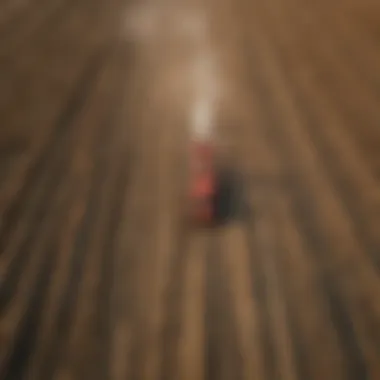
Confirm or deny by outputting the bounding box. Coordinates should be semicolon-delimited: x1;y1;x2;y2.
0;0;380;379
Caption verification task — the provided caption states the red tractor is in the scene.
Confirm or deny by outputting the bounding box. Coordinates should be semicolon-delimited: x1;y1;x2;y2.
188;139;238;226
